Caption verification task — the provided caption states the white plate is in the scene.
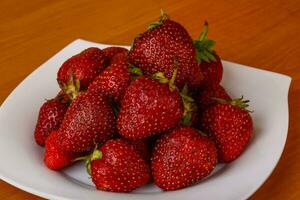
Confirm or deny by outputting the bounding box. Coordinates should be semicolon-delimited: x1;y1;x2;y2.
0;39;291;200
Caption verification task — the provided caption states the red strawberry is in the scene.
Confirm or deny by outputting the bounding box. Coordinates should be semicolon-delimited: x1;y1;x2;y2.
88;61;131;103
128;13;203;89
59;91;116;153
102;47;128;62
124;139;150;161
34;94;68;146
194;22;223;84
117;75;183;139
151;126;217;191
90;139;150;192
196;83;231;111
44;130;77;170
57;47;106;90
199;55;223;84
110;51;128;64
199;97;253;162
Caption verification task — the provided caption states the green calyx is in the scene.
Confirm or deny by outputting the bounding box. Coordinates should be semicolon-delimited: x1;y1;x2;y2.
152;72;169;83
152;57;179;92
73;144;102;175
148;9;169;30
194;21;217;64
180;84;197;126
212;96;253;112
152;68;178;92
128;64;143;78
59;73;81;101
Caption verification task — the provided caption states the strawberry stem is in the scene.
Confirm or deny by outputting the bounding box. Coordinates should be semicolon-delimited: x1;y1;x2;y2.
168;60;178;92
199;21;209;41
148;9;169;30
72;144;102;175
160;9;169;21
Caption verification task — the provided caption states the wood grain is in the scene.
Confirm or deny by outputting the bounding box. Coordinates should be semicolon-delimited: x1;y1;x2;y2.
0;0;299;199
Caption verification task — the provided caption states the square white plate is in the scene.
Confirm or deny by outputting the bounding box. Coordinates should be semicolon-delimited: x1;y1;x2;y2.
0;39;291;200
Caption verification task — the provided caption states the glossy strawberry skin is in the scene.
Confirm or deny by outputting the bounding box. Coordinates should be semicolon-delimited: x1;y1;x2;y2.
196;83;231;111
128;19;203;89
34;98;68;146
91;139;151;192
200;104;253;162
88;61;131;103
125;139;150;161
151;126;217;191
110;52;128;64
117;76;183;139
57;47;106;89
102;47;128;63
60;91;116;153
44;130;76;170
199;54;223;85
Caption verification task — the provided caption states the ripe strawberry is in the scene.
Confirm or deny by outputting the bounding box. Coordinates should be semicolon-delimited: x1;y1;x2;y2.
110;51;128;64
194;22;223;84
199;55;223;84
128;13;203;89
151;126;217;191
57;47;106;90
90;139;150;192
199;97;253;162
117;75;183;139
59;91;116;153
124;139;150;161
88;61;131;103
102;47;128;63
196;83;231;111
44;130;77;170
34;94;68;146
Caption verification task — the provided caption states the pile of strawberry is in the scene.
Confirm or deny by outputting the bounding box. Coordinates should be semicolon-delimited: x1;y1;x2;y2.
34;12;253;192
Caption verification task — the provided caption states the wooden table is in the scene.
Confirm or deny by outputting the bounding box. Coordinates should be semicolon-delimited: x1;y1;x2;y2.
0;0;299;199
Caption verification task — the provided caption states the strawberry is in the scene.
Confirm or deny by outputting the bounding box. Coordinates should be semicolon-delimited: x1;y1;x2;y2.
90;139;150;192
128;12;203;89
34;94;68;146
151;126;217;191
87;57;144;103
199;55;223;84
117;75;183;139
102;47;128;63
199;97;253;162
57;47;106;90
196;83;231;111
194;22;223;84
88;61;132;103
44;130;77;170
110;51;128;64
59;91;116;153
124;139;150;161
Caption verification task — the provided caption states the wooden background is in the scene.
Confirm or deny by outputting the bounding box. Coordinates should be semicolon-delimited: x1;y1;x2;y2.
0;0;299;199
